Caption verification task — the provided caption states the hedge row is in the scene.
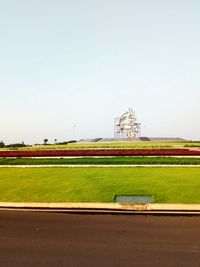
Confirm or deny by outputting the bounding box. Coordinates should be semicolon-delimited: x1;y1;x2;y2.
0;149;200;157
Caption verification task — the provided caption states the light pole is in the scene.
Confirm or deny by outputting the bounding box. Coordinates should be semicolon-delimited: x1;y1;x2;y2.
73;125;76;140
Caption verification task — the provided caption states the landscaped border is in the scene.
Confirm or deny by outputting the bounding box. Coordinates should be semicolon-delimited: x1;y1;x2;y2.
0;149;200;157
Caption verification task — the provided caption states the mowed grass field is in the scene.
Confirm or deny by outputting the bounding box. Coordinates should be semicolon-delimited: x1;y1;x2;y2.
0;167;200;203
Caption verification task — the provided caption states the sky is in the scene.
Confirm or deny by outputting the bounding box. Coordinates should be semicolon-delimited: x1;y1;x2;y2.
1;0;200;144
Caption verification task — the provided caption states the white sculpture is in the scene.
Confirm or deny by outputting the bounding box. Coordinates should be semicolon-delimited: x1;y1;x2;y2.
114;108;141;138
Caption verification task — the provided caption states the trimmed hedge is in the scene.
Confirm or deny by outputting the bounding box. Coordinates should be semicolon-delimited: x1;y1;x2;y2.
0;149;200;157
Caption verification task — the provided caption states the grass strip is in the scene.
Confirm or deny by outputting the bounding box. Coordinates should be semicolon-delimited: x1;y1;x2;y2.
1;156;200;165
0;167;200;203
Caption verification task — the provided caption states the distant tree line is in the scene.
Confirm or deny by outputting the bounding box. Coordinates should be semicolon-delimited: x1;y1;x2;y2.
56;140;76;145
43;139;76;145
0;139;77;148
0;141;27;148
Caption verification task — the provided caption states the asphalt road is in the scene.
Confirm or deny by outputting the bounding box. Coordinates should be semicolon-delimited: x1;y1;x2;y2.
0;211;200;267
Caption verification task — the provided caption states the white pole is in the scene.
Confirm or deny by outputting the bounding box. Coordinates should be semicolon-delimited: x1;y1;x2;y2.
73;125;76;140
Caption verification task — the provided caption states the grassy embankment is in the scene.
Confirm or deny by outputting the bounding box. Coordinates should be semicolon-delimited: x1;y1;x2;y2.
1;157;200;165
0;167;200;203
1;141;200;151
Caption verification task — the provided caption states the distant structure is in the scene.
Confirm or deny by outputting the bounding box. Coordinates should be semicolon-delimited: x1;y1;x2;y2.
114;108;141;138
77;108;187;143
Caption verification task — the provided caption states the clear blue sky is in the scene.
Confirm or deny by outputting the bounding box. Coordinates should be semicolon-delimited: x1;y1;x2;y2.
1;0;200;144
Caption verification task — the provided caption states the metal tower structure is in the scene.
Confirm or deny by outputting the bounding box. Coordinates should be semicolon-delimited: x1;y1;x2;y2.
114;108;141;138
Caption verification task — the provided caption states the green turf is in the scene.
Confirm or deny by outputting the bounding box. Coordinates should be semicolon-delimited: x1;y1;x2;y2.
1;156;200;165
0;167;200;203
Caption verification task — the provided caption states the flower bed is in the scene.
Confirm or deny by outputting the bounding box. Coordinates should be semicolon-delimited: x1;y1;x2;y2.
0;149;200;157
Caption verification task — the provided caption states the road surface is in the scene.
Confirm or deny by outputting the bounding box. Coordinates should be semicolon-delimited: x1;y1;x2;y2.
0;211;200;267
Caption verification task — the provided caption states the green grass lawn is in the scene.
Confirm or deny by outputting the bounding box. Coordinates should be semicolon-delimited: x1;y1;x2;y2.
1;156;200;165
0;167;200;203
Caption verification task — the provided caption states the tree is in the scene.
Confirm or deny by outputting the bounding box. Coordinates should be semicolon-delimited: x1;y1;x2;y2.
0;141;5;148
43;138;48;145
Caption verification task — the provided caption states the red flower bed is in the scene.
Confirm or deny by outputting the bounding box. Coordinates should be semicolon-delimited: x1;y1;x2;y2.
0;149;200;157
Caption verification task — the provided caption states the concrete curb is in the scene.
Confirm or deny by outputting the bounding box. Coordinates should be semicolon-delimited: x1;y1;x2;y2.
1;202;200;213
1;164;200;168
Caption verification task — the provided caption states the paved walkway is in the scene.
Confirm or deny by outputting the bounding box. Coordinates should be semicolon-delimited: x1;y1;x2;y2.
0;164;200;167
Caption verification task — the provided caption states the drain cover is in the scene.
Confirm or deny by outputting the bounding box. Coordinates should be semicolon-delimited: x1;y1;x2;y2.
114;195;154;203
